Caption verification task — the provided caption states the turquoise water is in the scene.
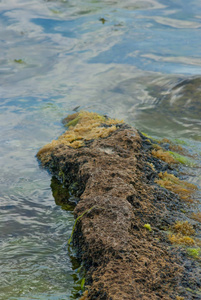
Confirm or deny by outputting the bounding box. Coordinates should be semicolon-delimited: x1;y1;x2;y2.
0;0;201;299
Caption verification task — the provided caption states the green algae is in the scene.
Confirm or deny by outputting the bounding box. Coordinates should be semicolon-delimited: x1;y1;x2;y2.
186;287;201;295
68;205;105;245
173;139;188;146
50;177;76;211
50;9;62;14
67;116;80;127
80;277;85;291
152;145;194;166
168;151;195;166
186;247;201;259
68;205;97;245
142;132;195;167
144;224;152;231
141;132;159;142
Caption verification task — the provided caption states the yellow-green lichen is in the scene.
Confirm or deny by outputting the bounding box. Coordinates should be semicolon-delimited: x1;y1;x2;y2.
155;171;197;202
37;111;123;162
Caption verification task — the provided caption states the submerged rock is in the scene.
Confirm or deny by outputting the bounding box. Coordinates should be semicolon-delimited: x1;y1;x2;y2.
37;111;200;300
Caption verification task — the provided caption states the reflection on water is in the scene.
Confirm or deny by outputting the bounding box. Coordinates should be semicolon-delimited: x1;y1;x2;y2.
0;0;201;298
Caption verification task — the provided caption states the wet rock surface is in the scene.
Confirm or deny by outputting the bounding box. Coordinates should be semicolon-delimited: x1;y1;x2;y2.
37;117;200;300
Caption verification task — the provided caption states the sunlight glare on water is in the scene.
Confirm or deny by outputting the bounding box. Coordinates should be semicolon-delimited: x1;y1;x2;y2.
0;0;201;299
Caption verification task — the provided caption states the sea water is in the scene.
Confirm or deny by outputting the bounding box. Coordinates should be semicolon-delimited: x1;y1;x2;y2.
0;0;200;299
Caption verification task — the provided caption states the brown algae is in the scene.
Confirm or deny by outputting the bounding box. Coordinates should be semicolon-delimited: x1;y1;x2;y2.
37;111;123;161
172;221;195;236
169;221;196;246
152;148;177;164
155;171;197;202
191;212;201;223
152;148;193;165
150;135;194;165
161;138;185;154
169;234;195;246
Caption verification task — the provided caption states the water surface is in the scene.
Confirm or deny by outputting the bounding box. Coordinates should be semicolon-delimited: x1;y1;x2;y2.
0;0;201;299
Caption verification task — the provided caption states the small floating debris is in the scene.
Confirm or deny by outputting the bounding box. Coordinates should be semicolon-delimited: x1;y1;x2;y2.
14;59;25;64
99;17;107;24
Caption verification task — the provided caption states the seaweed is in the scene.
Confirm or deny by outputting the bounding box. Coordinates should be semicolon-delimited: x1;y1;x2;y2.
155;171;197;202
176;296;184;300
152;149;177;164
14;59;25;64
191;212;201;223
37;111;123;164
168;151;194;166
171;221;195;236
144;224;152;231
169;234;195;246
68;205;104;245
186;248;201;259
168;221;198;247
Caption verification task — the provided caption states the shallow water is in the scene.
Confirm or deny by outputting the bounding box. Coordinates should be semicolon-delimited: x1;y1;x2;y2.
0;0;201;299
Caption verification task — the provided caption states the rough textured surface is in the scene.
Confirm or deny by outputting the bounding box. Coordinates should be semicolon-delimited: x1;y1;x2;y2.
37;116;201;300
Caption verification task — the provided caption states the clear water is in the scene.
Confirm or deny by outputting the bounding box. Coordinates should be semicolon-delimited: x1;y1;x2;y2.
0;0;201;299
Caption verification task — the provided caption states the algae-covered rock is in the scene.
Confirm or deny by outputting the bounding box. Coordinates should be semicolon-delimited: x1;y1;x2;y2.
37;111;200;300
